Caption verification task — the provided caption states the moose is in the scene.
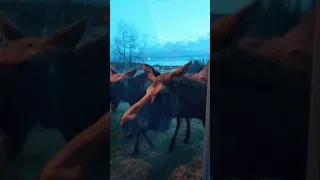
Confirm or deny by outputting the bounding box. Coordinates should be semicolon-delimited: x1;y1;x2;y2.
39;8;111;180
210;2;317;180
0;14;109;176
0;16;88;169
110;65;195;156
110;66;159;111
120;62;208;156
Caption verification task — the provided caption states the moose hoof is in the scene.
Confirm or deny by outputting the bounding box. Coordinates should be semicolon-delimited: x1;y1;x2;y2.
129;151;139;158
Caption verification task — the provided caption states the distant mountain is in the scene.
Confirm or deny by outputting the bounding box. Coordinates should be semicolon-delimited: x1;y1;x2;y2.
143;52;210;59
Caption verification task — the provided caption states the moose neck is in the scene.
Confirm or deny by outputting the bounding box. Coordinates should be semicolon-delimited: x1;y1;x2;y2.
127;73;154;105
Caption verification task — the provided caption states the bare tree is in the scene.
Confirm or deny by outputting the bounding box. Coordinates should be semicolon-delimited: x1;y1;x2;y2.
112;20;148;70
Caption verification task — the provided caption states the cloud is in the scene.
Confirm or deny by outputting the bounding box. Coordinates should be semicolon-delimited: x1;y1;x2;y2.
144;34;210;58
110;33;210;60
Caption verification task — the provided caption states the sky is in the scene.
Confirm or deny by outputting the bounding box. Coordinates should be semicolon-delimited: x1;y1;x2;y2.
110;0;210;59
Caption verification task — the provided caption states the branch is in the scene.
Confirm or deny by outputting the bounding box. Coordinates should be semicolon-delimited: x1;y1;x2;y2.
132;39;148;61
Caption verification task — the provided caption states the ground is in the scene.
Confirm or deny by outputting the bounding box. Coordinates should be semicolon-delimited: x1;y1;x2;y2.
110;103;205;180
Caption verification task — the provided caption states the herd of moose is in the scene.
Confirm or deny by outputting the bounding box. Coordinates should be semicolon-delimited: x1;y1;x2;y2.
0;1;318;179
110;61;208;157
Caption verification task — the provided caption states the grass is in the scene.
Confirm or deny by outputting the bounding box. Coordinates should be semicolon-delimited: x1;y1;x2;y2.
110;103;205;180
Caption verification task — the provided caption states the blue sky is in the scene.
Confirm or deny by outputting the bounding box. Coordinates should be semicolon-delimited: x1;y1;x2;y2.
110;0;210;58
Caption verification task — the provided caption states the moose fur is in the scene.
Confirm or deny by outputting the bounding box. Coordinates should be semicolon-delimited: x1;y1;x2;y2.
0;15;109;172
210;2;316;179
39;7;111;180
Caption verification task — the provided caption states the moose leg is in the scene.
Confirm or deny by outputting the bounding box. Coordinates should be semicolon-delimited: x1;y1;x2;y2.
168;118;181;152
129;128;143;157
183;118;191;143
141;128;155;149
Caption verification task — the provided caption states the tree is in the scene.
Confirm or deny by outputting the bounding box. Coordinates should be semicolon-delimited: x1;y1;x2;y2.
112;20;148;70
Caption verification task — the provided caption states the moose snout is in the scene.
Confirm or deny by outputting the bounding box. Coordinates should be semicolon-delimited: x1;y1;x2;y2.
120;103;141;128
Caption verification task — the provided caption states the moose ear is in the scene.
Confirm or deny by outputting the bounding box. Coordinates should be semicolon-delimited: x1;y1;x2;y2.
150;66;161;76
0;17;24;41
169;62;191;79
125;68;137;77
142;64;156;81
211;1;260;51
46;18;88;50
